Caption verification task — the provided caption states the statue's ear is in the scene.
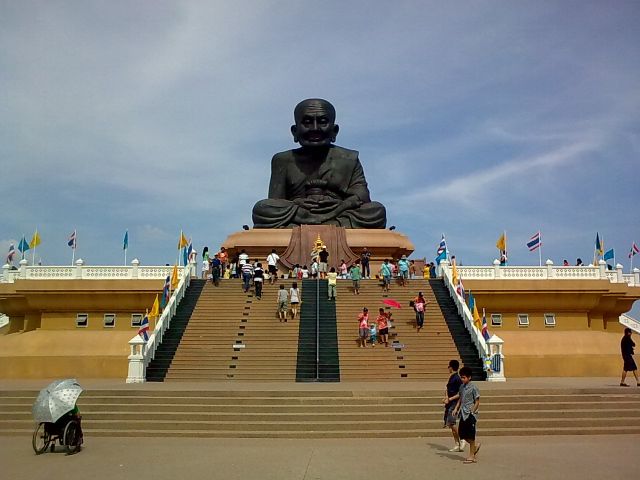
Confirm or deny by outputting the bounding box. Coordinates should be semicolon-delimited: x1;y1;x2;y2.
331;124;339;142
291;125;298;143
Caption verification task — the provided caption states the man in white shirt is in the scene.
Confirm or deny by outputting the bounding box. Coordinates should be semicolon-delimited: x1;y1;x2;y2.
266;249;280;285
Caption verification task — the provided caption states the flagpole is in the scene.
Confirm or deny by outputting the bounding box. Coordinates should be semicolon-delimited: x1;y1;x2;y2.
538;229;542;267
71;230;76;266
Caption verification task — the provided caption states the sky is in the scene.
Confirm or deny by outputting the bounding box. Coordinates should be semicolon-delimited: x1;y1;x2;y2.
2;1;639;280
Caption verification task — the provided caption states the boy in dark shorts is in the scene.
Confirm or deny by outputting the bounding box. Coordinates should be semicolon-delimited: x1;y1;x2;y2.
442;360;465;452
452;366;481;463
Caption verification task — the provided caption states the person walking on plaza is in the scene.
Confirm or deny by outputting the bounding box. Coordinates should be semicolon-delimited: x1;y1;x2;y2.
266;249;280;285
380;259;392;292
413;291;427;332
253;262;264;300
620;328;639;386
358;307;369;347
327;267;338;300
398;255;410;287
443;360;465;452
289;282;300;319
452;366;481;464
376;308;390;347
360;247;371;279
277;284;289;322
350;261;362;295
318;246;329;279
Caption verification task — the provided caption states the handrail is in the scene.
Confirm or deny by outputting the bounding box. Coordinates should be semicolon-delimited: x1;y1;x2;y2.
439;260;488;359
315;275;320;381
126;266;191;383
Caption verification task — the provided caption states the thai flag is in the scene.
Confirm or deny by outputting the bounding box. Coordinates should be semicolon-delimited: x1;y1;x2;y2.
481;309;490;341
629;242;640;258
456;277;465;301
6;244;15;263
436;234;447;255
527;231;541;252
67;230;77;249
161;275;171;308
138;314;150;341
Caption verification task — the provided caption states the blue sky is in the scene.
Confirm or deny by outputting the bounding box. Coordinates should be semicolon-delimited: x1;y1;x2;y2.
2;1;639;278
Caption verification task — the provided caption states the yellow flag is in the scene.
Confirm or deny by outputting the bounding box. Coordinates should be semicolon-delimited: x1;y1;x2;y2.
451;260;459;286
29;229;41;249
496;232;506;251
171;264;179;290
178;230;189;250
473;304;482;330
149;294;160;321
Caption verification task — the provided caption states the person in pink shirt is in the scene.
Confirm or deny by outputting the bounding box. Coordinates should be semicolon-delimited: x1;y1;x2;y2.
376;308;391;347
358;307;369;348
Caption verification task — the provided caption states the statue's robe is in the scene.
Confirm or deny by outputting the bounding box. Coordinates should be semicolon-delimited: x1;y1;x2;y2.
252;145;386;229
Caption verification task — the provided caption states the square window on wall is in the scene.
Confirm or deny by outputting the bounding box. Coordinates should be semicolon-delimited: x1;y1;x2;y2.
491;314;502;327
518;314;529;327
76;313;88;328
544;313;556;327
104;313;116;328
131;314;143;328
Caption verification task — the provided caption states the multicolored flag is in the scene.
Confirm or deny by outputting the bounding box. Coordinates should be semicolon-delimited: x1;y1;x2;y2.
629;242;639;259
6;244;16;263
435;234;447;264
161;275;171;308
481;308;490;341
526;231;541;251
68;230;77;249
456;277;465;301
595;233;603;256
138;311;150;341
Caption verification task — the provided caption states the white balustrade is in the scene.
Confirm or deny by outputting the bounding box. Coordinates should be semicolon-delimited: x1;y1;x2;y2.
1;260;182;282
126;266;191;383
439;260;493;374
619;313;640;335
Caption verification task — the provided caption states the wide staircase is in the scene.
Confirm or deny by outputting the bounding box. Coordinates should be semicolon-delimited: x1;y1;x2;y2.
150;279;300;381
3;387;640;438
335;278;484;380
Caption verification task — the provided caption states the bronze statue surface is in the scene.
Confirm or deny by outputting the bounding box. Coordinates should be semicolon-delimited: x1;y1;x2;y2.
252;99;386;229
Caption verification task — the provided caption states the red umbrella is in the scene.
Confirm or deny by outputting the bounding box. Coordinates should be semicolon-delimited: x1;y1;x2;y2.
382;298;402;309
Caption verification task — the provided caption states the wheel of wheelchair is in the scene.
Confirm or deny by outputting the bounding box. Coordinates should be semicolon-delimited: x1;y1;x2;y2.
63;419;81;454
32;422;51;455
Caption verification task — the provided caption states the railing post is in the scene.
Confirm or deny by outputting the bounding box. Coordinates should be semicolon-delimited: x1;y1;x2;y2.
616;263;624;283
486;334;506;382
634;268;640;286
19;259;28;279
126;335;146;383
3;264;11;282
75;259;84;279
493;259;500;278
131;258;139;279
546;259;554;279
438;259;449;278
598;259;606;278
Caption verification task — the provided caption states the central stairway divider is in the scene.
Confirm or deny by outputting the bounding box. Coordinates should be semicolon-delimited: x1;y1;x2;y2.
296;279;340;382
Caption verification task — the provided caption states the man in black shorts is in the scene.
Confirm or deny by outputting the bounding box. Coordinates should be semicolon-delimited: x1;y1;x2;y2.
442;360;465;452
266;249;280;285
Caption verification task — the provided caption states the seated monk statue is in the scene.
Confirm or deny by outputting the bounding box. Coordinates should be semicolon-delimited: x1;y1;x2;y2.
252;98;387;228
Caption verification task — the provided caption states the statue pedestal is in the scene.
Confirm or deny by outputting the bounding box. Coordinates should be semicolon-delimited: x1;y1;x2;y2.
223;227;414;273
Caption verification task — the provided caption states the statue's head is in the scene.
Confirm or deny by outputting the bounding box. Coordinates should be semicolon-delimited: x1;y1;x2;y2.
291;98;339;148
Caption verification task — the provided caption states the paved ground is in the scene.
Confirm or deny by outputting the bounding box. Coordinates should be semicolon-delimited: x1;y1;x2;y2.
1;434;639;480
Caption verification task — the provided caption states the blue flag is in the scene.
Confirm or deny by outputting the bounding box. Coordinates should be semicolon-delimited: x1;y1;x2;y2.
18;236;30;253
182;246;188;266
123;230;129;250
603;248;614;261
